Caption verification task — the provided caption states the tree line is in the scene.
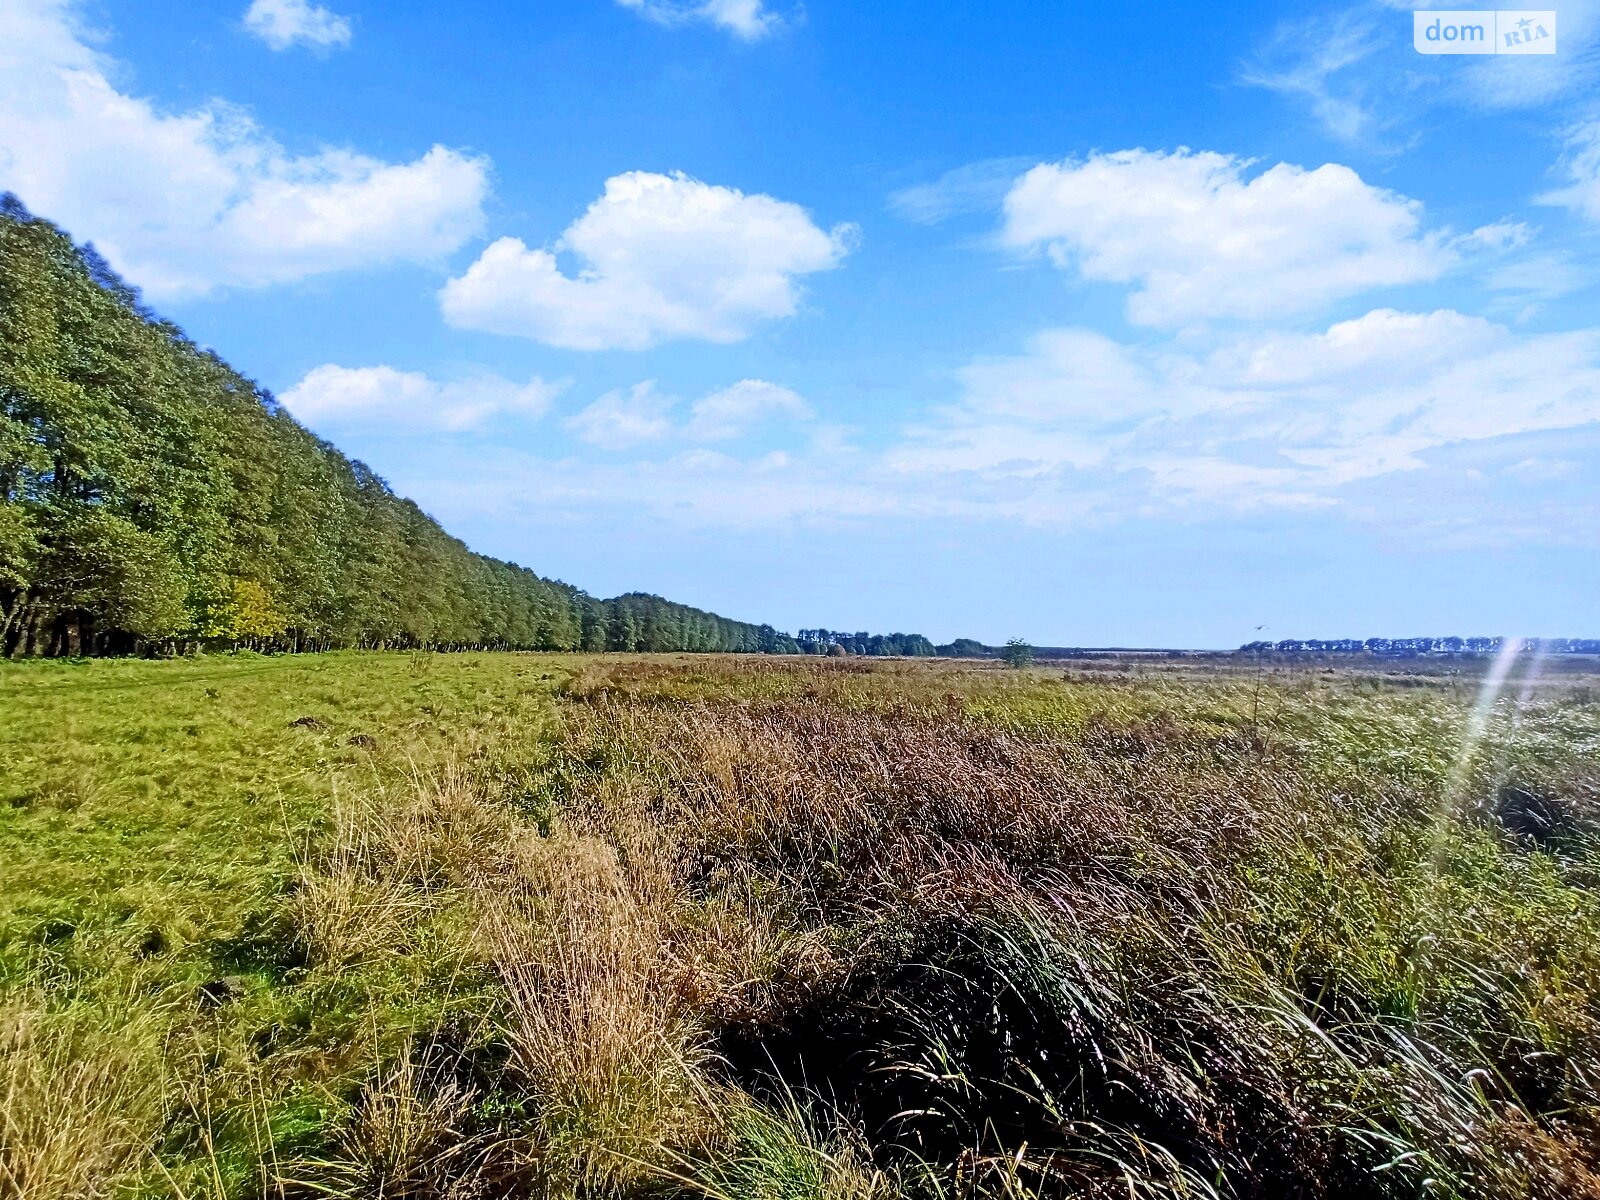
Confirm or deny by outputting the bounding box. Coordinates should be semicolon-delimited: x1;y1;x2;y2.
795;629;938;656
0;197;801;659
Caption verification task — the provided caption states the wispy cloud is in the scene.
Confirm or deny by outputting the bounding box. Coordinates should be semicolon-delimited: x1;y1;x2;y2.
615;0;786;41
397;307;1600;546
565;382;677;450
686;380;812;440
279;366;563;434
562;378;814;449
1539;118;1600;223
888;157;1036;225
243;0;352;51
1239;10;1402;146
1242;0;1600;144
898;309;1600;507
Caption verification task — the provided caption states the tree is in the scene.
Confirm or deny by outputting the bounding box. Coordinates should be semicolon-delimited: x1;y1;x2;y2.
938;638;986;658
1002;638;1034;669
225;579;289;644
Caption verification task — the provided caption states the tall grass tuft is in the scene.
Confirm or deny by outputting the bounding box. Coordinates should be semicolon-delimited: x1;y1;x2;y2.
0;992;174;1200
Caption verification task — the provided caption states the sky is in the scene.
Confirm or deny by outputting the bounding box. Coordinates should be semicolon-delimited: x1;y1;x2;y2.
1;0;1598;647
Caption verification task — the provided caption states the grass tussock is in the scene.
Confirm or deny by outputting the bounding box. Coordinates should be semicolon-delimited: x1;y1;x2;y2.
0;991;173;1200
484;831;704;1194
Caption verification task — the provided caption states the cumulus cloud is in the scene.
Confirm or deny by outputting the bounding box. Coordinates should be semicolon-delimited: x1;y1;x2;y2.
279;365;563;433
243;0;351;51
687;379;811;440
616;0;780;40
1001;149;1465;327
565;382;678;450
440;171;852;351
0;0;488;298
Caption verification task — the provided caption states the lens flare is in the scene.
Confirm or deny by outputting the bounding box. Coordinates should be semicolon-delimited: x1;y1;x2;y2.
1431;637;1531;869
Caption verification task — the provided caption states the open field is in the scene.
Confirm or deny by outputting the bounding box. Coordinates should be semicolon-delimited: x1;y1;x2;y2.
3;652;1599;1199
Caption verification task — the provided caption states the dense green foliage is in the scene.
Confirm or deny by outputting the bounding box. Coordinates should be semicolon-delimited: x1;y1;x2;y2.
604;592;797;654
937;637;990;657
1001;636;1034;668
796;628;938;656
0;199;797;658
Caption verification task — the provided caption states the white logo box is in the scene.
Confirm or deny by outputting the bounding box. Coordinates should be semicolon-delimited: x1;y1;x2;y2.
1414;9;1556;53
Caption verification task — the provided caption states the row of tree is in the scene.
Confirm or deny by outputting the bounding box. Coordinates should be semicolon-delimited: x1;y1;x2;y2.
0;197;799;659
794;629;940;656
1239;638;1600;656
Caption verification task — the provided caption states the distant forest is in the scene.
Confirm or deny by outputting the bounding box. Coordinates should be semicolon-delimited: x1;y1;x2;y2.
0;198;811;659
797;629;931;656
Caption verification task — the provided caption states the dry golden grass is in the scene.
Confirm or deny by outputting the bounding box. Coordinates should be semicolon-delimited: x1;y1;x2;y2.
530;662;1600;1199
484;836;704;1194
0;992;173;1200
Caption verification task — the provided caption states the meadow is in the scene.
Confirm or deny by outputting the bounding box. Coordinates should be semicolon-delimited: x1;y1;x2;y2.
2;651;1598;1200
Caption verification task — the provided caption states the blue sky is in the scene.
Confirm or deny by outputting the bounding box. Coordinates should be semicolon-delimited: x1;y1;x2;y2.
3;0;1598;646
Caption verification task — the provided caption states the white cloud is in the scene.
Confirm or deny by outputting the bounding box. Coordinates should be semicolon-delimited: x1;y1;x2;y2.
1502;457;1580;482
404;444;948;533
441;171;851;350
1244;1;1600;141
1439;0;1600;110
895;309;1600;509
566;382;677;450
616;0;780;40
1001;149;1461;328
398;308;1600;539
561;377;811;449
279;365;563;434
1539;120;1600;223
243;0;351;51
687;379;811;440
1483;253;1591;306
0;0;488;298
374;306;1600;555
1238;11;1394;145
888;157;1036;225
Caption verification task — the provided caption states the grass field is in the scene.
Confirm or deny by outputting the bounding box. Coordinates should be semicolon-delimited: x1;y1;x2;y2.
2;651;1598;1199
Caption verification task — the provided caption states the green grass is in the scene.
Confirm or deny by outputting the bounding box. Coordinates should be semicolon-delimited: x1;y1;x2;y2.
3;651;1598;1199
0;651;581;1199
0;652;576;982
